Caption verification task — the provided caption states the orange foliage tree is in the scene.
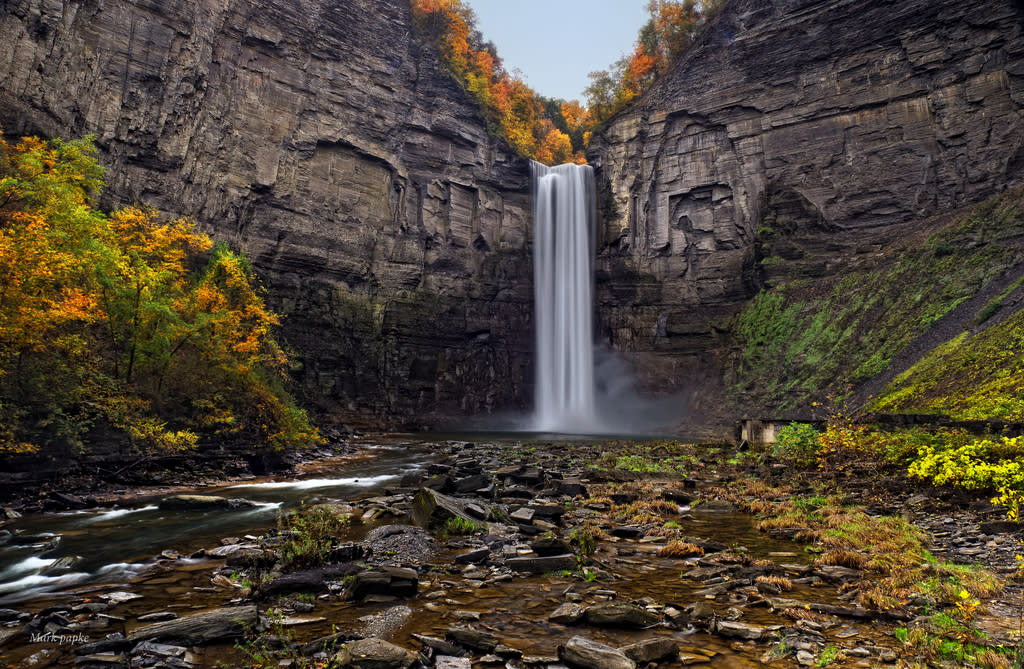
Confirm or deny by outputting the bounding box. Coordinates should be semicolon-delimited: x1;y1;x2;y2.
585;0;725;125
410;0;586;164
0;134;318;455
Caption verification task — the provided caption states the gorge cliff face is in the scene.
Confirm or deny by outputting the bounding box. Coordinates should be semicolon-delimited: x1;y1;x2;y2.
589;0;1024;417
4;0;1023;430
0;0;533;426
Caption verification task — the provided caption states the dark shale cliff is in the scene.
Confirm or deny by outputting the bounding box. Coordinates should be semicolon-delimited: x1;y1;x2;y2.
3;0;1024;429
0;0;533;427
589;0;1024;419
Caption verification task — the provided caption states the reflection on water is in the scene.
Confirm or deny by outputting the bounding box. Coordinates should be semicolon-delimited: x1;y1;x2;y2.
227;474;397;491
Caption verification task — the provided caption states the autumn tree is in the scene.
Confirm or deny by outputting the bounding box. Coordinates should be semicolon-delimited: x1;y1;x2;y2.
585;0;725;125
410;0;579;165
0;136;109;452
0;133;318;455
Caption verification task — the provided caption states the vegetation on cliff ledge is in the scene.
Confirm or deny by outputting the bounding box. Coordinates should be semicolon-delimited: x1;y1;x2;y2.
410;0;589;164
584;0;726;124
872;304;1024;421
411;0;725;161
730;187;1024;416
0;134;319;456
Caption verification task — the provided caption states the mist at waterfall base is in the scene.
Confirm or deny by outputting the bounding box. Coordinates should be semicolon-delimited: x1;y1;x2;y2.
476;161;685;436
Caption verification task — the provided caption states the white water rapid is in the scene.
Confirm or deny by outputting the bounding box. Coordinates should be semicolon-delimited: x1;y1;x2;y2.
531;161;601;432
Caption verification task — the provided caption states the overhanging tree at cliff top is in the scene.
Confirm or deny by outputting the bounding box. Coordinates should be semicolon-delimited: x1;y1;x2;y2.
410;0;587;164
0;134;319;455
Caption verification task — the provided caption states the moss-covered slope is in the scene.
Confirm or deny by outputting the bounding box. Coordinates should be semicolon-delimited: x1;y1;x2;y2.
871;295;1024;420
728;187;1024;417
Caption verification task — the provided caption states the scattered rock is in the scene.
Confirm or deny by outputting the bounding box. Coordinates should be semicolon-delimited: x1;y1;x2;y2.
412;489;483;531
687;602;715;621
454;548;490;565
262;565;360;597
620;638;678;663
815;566;863;583
549;602;586;625
344;568;418;600
506;554;576;574
678;651;713;665
0;608;23;622
411;634;464;657
510;507;535;523
75;635;132;656
435;656;472;669
980;520;1022;534
714;620;766;641
557;481;588;498
100;592;143;606
560;636;636;669
584;602;660;628
531;537;573;556
453;474;490;494
446;626;499;652
334;637;415;669
52;492;90;509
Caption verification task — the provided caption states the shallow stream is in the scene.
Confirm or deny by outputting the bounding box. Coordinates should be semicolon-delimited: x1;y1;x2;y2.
0;436;900;668
0;441;432;604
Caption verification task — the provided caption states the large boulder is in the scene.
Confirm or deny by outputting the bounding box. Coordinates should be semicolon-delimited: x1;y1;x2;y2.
583;603;661;628
411;488;486;530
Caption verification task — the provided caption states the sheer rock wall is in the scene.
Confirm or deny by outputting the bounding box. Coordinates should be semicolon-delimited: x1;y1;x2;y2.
0;0;534;426
589;0;1024;416
5;0;1024;429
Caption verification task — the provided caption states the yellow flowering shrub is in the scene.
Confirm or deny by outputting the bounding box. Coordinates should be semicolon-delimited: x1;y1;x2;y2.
908;436;1024;490
908;436;1024;521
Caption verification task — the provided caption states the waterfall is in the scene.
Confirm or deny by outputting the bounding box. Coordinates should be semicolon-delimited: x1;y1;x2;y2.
531;161;600;432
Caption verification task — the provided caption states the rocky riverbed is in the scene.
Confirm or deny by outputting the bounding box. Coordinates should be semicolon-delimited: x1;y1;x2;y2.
1;436;1022;668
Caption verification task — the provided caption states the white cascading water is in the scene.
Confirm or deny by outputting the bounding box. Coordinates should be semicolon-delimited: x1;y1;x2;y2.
531;161;601;432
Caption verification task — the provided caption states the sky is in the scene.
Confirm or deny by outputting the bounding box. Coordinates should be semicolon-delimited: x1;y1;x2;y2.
464;1;650;103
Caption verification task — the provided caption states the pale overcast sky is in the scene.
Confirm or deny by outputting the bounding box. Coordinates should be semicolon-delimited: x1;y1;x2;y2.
464;1;650;103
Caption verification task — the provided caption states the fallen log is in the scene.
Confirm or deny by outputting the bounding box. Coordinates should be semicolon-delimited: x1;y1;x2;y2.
759;597;913;621
128;604;257;644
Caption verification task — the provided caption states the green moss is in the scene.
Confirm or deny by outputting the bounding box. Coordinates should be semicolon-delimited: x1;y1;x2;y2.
974;274;1024;325
439;516;485;539
872;308;1024;420
729;187;1024;412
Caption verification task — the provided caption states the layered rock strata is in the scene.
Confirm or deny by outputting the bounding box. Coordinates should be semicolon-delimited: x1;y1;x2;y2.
0;0;533;425
589;0;1024;408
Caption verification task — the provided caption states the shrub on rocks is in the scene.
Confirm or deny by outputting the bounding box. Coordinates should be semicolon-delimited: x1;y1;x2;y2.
279;504;353;570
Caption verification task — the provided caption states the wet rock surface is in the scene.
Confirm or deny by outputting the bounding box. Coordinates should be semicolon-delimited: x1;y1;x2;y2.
158;495;257;511
1;437;1022;668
